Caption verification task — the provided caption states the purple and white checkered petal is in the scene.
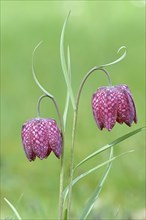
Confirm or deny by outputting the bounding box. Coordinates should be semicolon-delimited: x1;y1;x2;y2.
22;122;36;161
30;119;52;159
47;119;62;159
92;84;137;131
102;87;118;131
21;118;62;161
92;87;106;130
116;85;137;126
122;85;137;123
92;87;117;131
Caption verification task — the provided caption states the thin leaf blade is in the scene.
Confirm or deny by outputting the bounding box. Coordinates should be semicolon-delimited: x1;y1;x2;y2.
4;197;22;220
60;11;76;110
79;147;113;219
101;46;127;67
63;46;71;130
32;41;53;98
63;150;133;203
75;127;145;169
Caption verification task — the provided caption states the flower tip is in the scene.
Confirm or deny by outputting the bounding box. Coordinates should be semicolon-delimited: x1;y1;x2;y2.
134;116;138;124
53;148;62;159
29;158;35;162
57;155;61;159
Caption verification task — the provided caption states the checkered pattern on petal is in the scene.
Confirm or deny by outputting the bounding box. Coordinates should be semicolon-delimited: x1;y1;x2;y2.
92;84;137;131
21;118;62;161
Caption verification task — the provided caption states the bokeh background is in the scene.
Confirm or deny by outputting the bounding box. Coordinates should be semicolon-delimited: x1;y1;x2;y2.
1;1;145;219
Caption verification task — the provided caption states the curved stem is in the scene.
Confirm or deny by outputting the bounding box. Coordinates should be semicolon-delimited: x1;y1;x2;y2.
52;97;63;132
100;46;127;67
37;94;48;118
32;41;54;98
37;94;64;220
37;94;63;133
67;46;127;218
32;42;63;132
32;42;65;220
67;66;112;219
76;67;112;110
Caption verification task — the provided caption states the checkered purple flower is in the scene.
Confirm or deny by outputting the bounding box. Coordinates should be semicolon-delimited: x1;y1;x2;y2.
92;84;137;131
21;118;62;161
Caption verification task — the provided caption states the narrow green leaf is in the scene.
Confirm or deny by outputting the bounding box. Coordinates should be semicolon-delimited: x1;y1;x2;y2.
60;11;76;110
63;46;71;130
101;46;127;67
4;197;22;220
75;127;145;169
80;147;113;219
63;150;133;203
114;205;121;219
32;41;53;98
63;208;68;220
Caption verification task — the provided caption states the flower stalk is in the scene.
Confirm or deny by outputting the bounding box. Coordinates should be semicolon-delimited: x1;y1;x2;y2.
32;41;65;220
67;67;113;219
66;40;128;219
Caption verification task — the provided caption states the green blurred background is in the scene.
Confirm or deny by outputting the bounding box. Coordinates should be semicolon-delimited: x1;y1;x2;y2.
1;1;145;219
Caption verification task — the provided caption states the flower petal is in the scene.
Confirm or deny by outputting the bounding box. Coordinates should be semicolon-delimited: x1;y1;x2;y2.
27;119;51;159
102;87;117;131
47;119;62;158
92;84;137;131
116;85;136;126
92;87;117;131
92;88;105;130
22;123;36;161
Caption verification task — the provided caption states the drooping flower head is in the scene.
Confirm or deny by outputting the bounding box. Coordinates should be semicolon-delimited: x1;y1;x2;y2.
92;84;137;131
21;118;62;161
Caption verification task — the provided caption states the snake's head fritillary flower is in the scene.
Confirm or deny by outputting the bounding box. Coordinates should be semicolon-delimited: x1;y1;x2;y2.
92;84;137;131
21;118;62;161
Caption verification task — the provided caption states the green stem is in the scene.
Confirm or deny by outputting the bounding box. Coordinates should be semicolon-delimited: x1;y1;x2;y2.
67;109;77;219
32;42;64;220
76;67;112;108
59;134;64;220
37;94;63;131
50;97;64;220
37;94;64;220
37;94;51;118
67;66;112;219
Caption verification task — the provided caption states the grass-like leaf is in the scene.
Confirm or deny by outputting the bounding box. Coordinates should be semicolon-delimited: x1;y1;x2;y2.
63;208;67;220
101;46;127;67
4;197;22;220
63;46;71;130
63;149;133;203
74;127;145;170
79;147;113;219
60;11;76;110
32;41;53;98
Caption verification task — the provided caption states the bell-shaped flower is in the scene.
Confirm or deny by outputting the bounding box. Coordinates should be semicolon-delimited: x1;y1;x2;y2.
21;118;62;161
92;84;137;131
